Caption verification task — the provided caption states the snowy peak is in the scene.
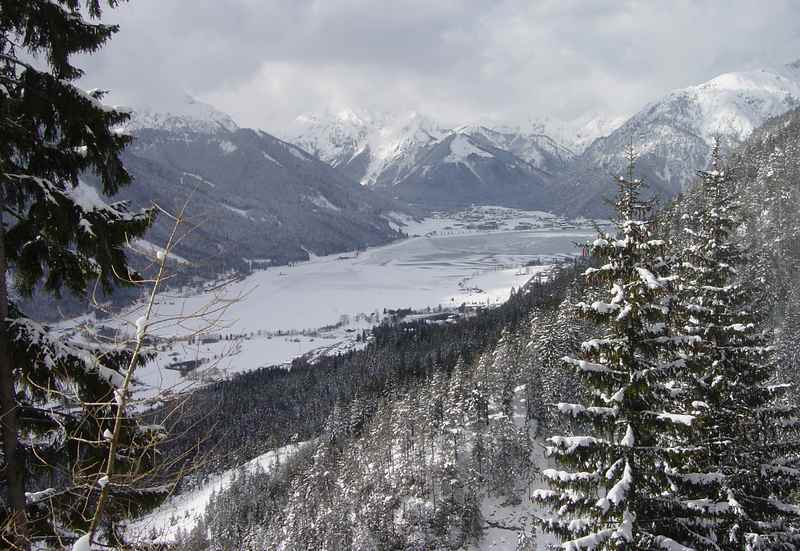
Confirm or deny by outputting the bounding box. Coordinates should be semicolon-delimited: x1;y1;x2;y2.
286;109;447;186
363;112;446;184
288;107;383;162
569;59;800;216
456;124;575;173
666;64;800;144
515;114;628;154
443;134;494;164
569;114;629;152
121;94;239;135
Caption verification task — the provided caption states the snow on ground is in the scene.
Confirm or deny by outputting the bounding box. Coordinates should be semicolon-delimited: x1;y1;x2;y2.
181;171;216;188
472;387;561;551
395;206;601;238
448;265;551;307
262;150;284;167
475;435;561;551
220;203;250;218
58;209;593;403
125;442;308;544
445;134;494;163
217;139;238;154
306;192;341;211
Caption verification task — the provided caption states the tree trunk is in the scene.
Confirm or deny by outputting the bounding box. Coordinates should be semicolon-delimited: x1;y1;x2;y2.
0;214;28;550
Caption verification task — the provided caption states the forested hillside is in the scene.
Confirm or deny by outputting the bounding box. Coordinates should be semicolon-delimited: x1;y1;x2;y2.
155;263;585;549
145;107;800;550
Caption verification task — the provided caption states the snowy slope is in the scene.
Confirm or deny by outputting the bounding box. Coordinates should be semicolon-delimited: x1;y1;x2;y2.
573;59;800;213
125;442;308;544
563;113;629;153
675;61;800;143
287;109;447;186
457;124;576;173
120;94;239;135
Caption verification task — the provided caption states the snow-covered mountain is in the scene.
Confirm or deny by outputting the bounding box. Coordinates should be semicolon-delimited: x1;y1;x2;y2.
288;109;378;173
93;97;404;275
287;109;447;186
285;60;800;215
515;113;627;155
120;94;239;135
384;130;555;208
570;60;800;214
287;110;575;209
456;124;575;172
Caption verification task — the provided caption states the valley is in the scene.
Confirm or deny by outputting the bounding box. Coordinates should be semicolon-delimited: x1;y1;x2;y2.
60;207;596;403
7;5;800;549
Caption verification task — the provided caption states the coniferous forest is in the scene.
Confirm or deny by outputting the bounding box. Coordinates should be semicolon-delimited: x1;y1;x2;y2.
170;113;800;550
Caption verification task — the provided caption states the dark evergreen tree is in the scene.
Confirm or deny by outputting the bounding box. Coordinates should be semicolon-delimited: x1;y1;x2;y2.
777;282;800;404
533;153;695;549
443;356;468;462
0;1;153;547
492;329;519;419
669;147;800;548
526;295;585;434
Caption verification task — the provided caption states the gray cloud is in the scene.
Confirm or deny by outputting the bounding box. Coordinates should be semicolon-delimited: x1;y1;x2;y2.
79;0;800;131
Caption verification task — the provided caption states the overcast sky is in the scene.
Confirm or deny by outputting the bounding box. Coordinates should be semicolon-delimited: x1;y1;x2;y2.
79;0;800;132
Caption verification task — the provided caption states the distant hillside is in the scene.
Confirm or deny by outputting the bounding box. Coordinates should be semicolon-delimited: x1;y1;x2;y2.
96;97;405;276
565;60;800;216
286;110;575;210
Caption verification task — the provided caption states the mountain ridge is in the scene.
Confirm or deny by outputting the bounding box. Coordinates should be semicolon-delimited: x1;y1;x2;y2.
567;60;800;216
97;97;406;276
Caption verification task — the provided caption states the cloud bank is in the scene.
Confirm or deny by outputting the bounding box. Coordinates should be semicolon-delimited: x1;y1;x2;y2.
79;0;800;132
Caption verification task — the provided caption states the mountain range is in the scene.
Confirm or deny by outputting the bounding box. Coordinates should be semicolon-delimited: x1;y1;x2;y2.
567;60;800;215
286;110;581;209
286;59;800;215
84;96;406;279
80;58;800;282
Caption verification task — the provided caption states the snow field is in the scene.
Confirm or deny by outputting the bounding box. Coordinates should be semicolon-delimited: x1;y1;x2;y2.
60;211;592;404
124;442;308;544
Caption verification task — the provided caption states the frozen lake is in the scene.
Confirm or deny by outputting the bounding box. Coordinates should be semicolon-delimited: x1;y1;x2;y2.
62;213;594;400
211;228;591;333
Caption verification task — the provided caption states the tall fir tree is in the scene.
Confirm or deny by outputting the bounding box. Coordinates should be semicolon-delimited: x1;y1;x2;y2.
0;1;153;547
668;146;800;549
533;151;697;549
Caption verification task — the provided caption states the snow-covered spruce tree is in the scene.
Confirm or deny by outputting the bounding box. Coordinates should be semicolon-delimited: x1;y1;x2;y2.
777;282;800;404
533;154;696;549
669;147;800;549
526;291;585;435
0;1;152;547
492;328;521;419
443;356;472;465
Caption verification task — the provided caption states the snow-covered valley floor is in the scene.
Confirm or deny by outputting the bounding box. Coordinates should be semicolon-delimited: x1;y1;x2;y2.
60;209;594;402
